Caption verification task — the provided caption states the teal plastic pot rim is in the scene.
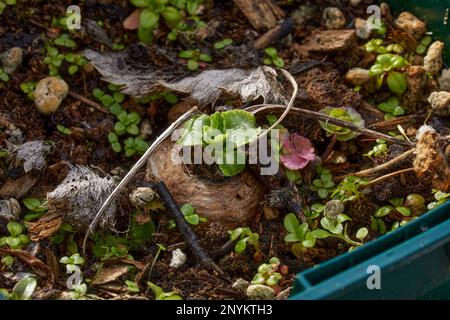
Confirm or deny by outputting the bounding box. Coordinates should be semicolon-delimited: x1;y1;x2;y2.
290;201;450;299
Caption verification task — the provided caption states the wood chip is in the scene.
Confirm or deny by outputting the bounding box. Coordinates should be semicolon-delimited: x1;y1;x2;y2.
0;173;38;198
295;30;357;52
233;0;284;30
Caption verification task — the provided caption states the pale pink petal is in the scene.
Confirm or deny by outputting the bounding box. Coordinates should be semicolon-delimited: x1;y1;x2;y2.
280;133;315;170
123;9;141;30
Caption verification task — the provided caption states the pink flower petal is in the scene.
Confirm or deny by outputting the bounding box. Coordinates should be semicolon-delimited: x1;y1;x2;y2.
123;9;141;30
280;133;315;170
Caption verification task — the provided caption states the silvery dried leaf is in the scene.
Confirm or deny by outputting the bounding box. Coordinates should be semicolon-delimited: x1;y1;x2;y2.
47;165;117;231
83;49;288;106
10;140;51;172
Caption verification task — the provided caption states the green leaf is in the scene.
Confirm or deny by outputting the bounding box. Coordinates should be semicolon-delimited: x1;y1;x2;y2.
11;277;37;300
311;229;332;239
375;205;393;217
111;142;122;153
235;239;247;253
140;9;159;30
23;198;42;211
93;88;104;99
130;0;148;7
283;213;299;234
110;103;123;115
302;232;316;248
187;59;199;70
179;50;194;58
264;47;277;58
185;214;199;225
108;132;118;143
127;124;140;135
218;163;245;177
284;233;301;243
356;227;368;241
396;206;411;217
113;92;125;104
161;6;182;28
387;71;407;94
138;26;154;44
100;94;114;107
114;122;126;135
222;109;260;146
199;54;212;62
178;114;210;146
7;222;23;237
180;203;195;216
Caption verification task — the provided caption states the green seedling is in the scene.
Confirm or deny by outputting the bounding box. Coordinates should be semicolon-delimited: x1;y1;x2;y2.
57;124;72;135
54;33;77;49
371;216;387;234
60;253;85;271
92;88;124;108
251;257;286;287
365;39;403;54
375;197;411;218
228;227;260;256
148;243;166;280
214;38;233;50
63;53;87;75
368;53;408;94
364;139;388;158
0;276;36;301
285;169;302;184
126;280;140;293
115;111;141;136
178;110;261;177
331;176;368;202
283;213;316;256
415;36;432;54
123;137;149;157
108;132;122;153
304;203;324;221
131;0;204;43
263;47;284;68
22;197;48;221
377;96;406;120
44;46;65;76
20;81;36;100
180;203;207;225
1;255;14;267
147;281;182;300
167;17;206;41
314;213;365;247
319;107;364;141
129;212;154;249
0;67;10;82
51;223;78;255
0;0;16;15
179;49;212;71
427;189;450;210
0;222;30;250
310;166;335;199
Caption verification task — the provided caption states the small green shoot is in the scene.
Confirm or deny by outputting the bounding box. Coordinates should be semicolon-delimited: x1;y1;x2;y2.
263;47;284;68
180;203;207;225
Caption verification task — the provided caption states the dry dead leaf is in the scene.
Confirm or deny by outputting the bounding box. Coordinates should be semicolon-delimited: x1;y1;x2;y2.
0;248;55;288
91;265;129;285
27;213;63;241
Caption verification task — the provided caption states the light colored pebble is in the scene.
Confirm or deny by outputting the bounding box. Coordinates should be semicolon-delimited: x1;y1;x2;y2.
345;68;371;86
33;77;69;114
394;12;426;40
428;91;450;116
0;47;23;74
424;41;444;76
322;7;346;30
169;248;187;268
355;18;371;40
437;69;450;91
292;5;316;25
129;187;157;207
246;284;275;300
0;198;21;221
232;278;250;293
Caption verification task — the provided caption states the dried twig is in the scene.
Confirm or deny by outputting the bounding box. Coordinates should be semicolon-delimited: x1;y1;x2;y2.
68;91;109;114
361;167;415;189
368;114;423;129
245;104;414;146
337;148;415;179
153;181;226;277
